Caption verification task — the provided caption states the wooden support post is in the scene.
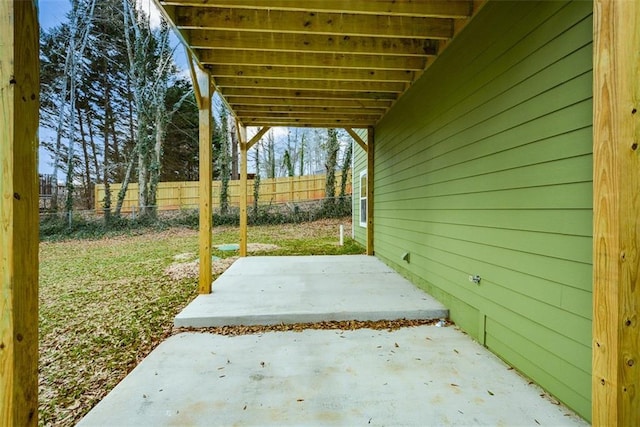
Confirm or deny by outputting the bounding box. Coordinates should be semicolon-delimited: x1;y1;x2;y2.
237;124;249;257
0;1;39;425
592;1;640;425
189;56;214;294
366;127;375;255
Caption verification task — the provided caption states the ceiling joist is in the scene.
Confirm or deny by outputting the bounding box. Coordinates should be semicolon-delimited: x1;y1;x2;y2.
174;7;454;39
226;96;392;109
188;30;439;56
215;77;405;93
210;65;414;82
162;1;474;19
197;49;428;71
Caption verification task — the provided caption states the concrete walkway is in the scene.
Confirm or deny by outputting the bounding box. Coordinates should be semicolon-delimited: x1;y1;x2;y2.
175;255;448;327
79;327;587;426
79;255;588;426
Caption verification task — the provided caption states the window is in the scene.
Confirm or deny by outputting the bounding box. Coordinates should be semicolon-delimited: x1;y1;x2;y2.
359;170;367;227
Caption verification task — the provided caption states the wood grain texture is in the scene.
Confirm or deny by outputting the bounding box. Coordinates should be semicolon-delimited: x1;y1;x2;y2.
175;6;453;39
162;0;473;19
188;30;437;56
197;70;213;294
592;0;640;425
0;1;39;425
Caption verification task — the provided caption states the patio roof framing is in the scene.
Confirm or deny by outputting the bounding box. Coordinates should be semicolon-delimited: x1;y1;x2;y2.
154;0;480;128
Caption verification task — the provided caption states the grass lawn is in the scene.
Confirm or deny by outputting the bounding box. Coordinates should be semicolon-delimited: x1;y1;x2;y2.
39;218;362;427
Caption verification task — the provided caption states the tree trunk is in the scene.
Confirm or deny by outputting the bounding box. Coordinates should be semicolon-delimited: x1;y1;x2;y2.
324;128;339;211
219;109;230;215
77;105;93;209
231;120;239;180
87;113;100;184
253;144;261;216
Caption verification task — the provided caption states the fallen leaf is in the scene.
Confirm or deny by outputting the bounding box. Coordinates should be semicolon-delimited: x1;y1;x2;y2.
487;390;494;396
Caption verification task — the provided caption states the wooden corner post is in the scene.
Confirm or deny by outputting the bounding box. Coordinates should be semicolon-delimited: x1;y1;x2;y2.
367;127;374;255
0;1;40;425
188;54;214;294
592;0;640;425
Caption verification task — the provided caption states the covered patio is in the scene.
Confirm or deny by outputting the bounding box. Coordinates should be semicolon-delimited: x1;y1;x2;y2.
2;1;639;425
78;255;587;426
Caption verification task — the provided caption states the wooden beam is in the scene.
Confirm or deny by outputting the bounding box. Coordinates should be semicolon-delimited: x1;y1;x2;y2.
197;69;213;294
366;127;374;256
232;104;388;115
0;1;39;425
345;128;368;152
211;64;414;82
187;30;438;56
247;126;271;149
239;112;380;122
237;124;249;257
175;6;453;39
592;0;640;426
162;0;473;18
216;77;405;93
227;97;392;109
221;88;398;101
197;49;427;71
246;118;374;128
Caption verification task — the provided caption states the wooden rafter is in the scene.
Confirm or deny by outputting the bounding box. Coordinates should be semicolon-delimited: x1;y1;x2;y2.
161;1;473;19
188;30;439;56
216;78;405;93
226;97;391;109
222;88;397;100
234;106;387;117
211;65;414;82
196;49;428;71
174;7;454;39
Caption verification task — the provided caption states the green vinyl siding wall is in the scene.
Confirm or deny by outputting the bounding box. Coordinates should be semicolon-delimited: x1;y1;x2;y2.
373;1;592;420
352;134;368;246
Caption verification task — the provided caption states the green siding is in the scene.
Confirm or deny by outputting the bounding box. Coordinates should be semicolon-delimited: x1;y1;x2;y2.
352;130;368;246
373;1;592;420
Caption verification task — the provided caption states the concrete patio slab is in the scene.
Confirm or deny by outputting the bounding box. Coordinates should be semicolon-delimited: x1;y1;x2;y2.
175;255;448;327
79;326;587;426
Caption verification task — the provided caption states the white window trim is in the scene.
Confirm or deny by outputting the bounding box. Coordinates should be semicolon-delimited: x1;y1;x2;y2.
359;169;367;228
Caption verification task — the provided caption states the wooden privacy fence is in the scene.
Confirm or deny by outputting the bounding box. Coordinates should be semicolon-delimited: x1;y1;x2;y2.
94;172;351;213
